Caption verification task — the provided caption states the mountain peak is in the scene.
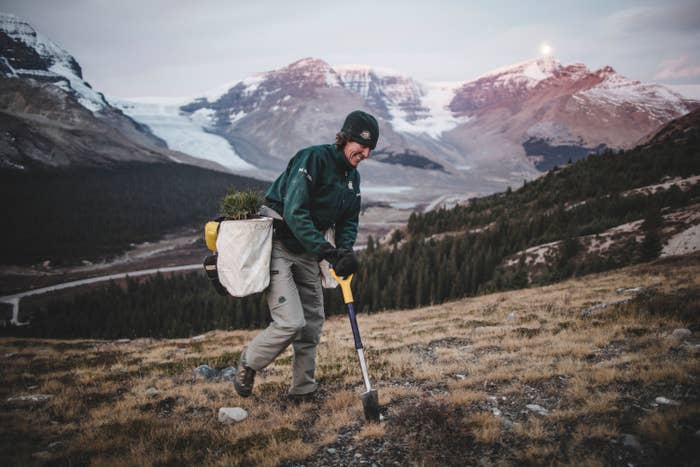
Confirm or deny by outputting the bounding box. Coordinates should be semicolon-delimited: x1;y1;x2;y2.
594;65;621;80
0;12;82;78
476;56;563;83
287;57;331;70
334;64;407;79
0;11;109;112
272;57;342;88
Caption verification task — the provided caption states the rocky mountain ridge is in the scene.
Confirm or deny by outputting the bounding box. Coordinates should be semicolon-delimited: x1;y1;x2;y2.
1;12;696;202
168;55;696;196
0;12;227;172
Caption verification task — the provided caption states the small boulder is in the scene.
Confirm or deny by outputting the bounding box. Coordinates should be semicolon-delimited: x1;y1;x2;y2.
191;334;206;342
581;303;608;317
48;441;64;451
218;407;248;424
220;367;237;381
655;396;680;406
194;364;218;380
6;394;53;405
501;418;514;429
145;387;159;396
526;404;549;416
506;311;518;322
621;433;641;451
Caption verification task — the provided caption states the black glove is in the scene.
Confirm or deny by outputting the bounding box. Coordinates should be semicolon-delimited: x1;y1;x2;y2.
317;245;347;264
203;254;228;296
333;250;359;277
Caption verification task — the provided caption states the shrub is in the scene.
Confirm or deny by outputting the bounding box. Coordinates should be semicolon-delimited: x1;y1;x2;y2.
220;190;263;220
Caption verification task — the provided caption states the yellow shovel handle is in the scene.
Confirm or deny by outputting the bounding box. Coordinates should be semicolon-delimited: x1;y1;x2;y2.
329;269;354;304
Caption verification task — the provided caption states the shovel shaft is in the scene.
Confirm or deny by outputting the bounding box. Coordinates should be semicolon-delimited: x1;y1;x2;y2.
346;301;363;350
357;347;372;393
330;267;376;397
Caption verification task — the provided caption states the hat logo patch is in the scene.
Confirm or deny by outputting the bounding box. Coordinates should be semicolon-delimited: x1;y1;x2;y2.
360;130;371;140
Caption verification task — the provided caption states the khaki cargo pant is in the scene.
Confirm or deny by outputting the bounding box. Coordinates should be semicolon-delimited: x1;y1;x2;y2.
243;239;324;395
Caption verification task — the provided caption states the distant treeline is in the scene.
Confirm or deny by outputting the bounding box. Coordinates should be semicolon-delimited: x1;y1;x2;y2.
0;162;267;265
5;273;349;339
3;125;699;339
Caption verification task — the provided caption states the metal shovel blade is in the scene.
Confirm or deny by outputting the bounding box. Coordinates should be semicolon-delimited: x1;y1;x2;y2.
361;389;380;422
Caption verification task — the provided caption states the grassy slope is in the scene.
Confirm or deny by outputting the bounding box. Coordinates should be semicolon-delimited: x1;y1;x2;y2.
1;254;698;466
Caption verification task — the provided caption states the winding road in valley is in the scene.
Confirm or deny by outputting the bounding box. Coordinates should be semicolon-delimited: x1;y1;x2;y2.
0;264;201;326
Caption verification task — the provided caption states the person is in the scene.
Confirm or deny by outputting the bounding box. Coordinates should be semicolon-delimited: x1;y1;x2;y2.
233;110;379;400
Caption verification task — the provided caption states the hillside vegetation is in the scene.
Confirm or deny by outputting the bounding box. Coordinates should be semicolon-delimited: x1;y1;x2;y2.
7;109;698;339
0;162;267;265
1;255;698;466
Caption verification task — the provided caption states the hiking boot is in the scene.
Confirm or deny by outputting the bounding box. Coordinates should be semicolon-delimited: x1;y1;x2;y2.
233;352;256;398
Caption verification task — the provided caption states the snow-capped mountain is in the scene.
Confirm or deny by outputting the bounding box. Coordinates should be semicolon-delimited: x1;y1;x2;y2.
164;58;487;198
0;12;228;172
160;56;694;192
2;10;695;201
335;65;469;138
0;12;107;112
445;57;695;169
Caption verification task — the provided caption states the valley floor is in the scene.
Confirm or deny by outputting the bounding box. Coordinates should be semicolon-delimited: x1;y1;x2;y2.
1;254;699;466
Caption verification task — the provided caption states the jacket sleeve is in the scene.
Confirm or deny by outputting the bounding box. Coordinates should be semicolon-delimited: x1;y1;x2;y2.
283;150;333;257
335;175;361;250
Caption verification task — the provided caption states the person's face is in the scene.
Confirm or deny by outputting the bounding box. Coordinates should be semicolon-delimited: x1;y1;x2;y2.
343;141;371;167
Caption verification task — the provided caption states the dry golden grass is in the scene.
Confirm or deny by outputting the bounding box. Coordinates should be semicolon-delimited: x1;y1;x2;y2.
466;412;502;443
354;421;386;440
513;417;549;441
2;255;699;465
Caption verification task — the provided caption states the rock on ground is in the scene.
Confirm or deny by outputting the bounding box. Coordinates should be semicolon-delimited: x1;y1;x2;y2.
655;396;680;406
526;404;549;416
622;433;642;451
218;407;248;424
194;364;218;380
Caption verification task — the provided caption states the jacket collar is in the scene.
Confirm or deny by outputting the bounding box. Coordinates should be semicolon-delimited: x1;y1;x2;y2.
332;145;356;172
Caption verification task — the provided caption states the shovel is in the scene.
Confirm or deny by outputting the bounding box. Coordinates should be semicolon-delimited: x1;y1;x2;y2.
330;268;380;422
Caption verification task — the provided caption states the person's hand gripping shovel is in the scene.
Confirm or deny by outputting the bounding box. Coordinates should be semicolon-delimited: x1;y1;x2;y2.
329;267;380;422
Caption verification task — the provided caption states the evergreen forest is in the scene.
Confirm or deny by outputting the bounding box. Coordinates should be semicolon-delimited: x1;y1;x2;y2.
0;162;267;265
3;114;699;339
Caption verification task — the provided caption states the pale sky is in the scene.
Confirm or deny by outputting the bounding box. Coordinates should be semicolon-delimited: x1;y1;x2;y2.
3;0;700;98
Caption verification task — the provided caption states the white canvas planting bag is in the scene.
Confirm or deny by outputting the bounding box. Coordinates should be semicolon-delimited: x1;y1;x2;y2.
216;217;273;297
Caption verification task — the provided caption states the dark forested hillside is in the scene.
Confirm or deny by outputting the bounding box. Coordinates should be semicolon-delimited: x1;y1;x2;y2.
4;111;699;339
3;272;350;339
0;163;268;265
408;126;700;238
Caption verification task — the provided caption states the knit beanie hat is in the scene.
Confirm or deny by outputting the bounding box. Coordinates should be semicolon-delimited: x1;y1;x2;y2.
341;110;379;149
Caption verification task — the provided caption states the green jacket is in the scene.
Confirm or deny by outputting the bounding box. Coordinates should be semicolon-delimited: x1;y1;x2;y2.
265;144;361;257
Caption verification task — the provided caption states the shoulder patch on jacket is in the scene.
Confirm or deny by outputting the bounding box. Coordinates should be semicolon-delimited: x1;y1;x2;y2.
298;167;312;182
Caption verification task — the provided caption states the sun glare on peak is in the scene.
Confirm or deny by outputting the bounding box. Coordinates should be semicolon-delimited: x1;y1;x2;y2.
540;43;553;56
